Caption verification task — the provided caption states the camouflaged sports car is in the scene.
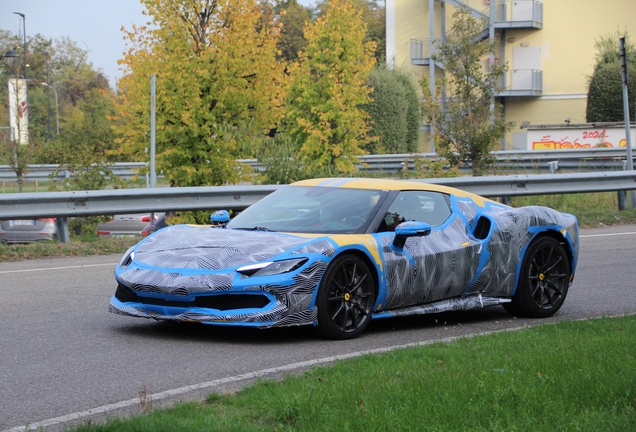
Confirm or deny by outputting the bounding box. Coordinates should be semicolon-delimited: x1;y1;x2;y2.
109;178;579;339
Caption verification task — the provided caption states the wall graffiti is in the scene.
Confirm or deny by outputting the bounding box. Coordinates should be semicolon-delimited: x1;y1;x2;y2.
528;127;635;150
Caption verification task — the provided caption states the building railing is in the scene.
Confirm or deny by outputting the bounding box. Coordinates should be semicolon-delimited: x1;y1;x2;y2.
410;38;431;65
495;0;543;28
498;69;543;96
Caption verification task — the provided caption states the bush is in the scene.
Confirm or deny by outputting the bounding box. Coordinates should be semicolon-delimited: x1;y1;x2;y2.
586;63;636;122
364;68;420;154
586;32;636;123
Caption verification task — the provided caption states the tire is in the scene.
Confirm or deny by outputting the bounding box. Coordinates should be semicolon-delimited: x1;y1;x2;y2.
316;254;376;340
504;236;571;318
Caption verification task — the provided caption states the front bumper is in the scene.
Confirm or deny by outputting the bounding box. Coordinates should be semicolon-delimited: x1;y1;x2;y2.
109;284;317;328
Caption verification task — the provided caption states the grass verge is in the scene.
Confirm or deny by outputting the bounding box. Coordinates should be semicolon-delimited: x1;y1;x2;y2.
511;192;636;227
72;315;636;431
0;237;138;261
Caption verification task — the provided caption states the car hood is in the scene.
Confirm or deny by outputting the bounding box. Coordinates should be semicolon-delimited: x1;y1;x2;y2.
129;224;334;271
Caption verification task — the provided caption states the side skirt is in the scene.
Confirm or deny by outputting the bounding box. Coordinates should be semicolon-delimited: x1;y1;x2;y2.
372;294;511;319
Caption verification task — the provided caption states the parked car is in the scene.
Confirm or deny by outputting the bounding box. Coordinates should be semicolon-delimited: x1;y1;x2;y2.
0;218;58;243
97;213;163;238
109;178;579;340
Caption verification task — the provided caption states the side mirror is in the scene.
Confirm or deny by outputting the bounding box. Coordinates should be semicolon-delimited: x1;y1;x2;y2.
393;221;431;248
210;210;230;226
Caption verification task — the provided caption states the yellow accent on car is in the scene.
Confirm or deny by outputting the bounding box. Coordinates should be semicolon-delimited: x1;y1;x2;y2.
291;178;496;208
328;234;383;269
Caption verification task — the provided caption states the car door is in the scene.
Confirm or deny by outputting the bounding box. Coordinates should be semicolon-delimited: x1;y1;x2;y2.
377;190;483;310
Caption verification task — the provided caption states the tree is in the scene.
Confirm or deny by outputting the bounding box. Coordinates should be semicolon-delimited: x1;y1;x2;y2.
115;0;289;187
46;88;120;191
285;0;376;175
363;67;419;154
314;0;385;64
586;31;636;123
254;134;311;184
274;0;311;62
1;30;115;167
421;6;509;176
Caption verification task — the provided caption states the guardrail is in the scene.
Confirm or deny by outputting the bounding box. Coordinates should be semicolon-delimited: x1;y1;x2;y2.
1;170;636;243
238;148;636;173
0;162;148;181
1;148;634;182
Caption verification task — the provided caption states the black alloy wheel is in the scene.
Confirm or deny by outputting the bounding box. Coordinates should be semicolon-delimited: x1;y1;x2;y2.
504;236;571;318
316;254;376;339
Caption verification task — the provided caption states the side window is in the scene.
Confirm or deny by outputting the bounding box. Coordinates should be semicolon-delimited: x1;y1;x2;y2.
381;191;451;231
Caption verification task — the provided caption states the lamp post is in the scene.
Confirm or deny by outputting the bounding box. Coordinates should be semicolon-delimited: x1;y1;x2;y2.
13;13;27;82
41;83;59;134
45;52;51;138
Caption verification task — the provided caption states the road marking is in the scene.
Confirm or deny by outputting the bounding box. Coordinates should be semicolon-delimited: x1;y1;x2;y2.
580;231;636;238
0;263;117;275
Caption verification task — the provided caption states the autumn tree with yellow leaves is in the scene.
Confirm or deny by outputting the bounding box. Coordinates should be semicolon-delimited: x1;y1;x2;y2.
284;0;376;176
115;0;288;186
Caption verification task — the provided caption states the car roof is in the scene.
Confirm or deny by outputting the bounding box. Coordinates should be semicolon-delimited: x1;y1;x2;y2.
291;178;494;207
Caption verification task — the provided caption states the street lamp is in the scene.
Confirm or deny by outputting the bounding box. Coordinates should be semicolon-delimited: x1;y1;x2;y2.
0;48;19;61
41;83;59;134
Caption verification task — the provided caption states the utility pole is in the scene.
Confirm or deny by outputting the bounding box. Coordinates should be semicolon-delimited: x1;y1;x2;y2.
620;36;635;207
45;52;51;138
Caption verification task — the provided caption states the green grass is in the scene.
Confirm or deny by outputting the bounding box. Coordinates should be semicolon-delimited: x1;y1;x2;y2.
0;237;138;261
71;315;636;431
511;192;636;227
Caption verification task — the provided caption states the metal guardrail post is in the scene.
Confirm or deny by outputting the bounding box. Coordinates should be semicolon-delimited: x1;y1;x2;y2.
618;191;627;211
619;160;628;211
55;217;70;243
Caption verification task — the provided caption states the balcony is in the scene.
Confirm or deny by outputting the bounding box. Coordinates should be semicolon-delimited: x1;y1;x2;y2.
410;39;431;65
494;0;543;29
498;69;542;97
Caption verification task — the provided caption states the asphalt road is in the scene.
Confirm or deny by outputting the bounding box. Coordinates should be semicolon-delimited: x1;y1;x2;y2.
1;224;636;431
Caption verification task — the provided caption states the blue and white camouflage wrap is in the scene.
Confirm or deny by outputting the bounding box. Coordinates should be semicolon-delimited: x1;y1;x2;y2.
109;182;578;330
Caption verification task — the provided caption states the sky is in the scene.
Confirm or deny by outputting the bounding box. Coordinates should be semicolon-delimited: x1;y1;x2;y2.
0;0;316;90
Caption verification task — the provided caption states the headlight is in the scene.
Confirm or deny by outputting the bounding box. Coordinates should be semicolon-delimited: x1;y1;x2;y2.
118;247;135;267
237;258;307;277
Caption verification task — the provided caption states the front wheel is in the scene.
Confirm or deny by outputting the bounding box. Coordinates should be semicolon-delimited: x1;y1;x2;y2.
316;254;376;340
504;236;571;318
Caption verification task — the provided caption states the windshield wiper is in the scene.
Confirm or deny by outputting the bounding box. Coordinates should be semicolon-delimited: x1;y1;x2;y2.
234;226;276;232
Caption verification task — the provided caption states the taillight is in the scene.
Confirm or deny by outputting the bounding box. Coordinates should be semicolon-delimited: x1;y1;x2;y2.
141;216;150;223
37;218;56;222
97;231;110;236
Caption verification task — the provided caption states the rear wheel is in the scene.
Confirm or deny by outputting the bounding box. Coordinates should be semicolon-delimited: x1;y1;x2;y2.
316;254;376;340
504;236;571;318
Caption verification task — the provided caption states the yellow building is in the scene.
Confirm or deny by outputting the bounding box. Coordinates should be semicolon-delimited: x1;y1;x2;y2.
386;0;636;150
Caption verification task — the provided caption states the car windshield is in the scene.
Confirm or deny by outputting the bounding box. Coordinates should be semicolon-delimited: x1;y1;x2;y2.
227;185;388;234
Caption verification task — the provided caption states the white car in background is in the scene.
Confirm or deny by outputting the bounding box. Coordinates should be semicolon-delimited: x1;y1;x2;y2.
0;218;58;243
97;213;163;238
